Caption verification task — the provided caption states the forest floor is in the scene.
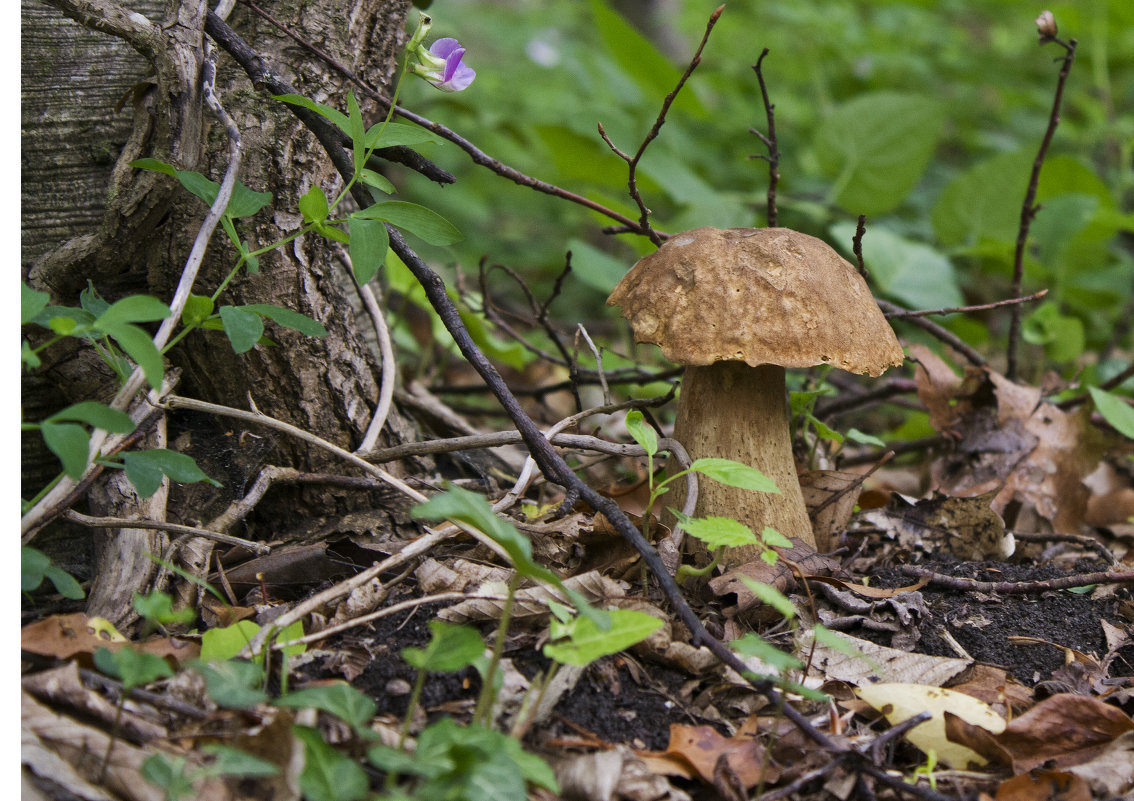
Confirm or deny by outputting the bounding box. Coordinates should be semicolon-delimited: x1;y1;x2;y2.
21;351;1134;801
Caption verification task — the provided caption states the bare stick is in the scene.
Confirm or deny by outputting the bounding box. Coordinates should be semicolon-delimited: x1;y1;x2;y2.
598;5;725;244
63;510;269;553
1006;17;1077;380
886;289;1048;319
851;215;868;278
748;48;780;227
900;565;1134;593
877;298;986;366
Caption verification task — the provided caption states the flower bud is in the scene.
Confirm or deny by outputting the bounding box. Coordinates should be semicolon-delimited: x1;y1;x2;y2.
1035;10;1057;42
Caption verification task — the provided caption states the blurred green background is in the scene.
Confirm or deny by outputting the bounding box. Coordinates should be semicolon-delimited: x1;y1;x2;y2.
387;0;1132;389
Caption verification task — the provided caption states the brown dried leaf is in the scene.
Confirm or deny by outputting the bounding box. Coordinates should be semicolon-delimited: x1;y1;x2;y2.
799;469;864;552
910;343;965;431
993;771;1091;801
21;613;200;665
709;540;838;612
947;692;1134;773
863;490;1014;560
663;724;775;788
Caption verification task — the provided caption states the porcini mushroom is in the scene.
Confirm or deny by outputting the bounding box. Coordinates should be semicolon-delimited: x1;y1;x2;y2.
607;227;904;561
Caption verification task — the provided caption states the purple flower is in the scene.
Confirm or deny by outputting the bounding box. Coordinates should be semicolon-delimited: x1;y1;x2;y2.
410;37;476;93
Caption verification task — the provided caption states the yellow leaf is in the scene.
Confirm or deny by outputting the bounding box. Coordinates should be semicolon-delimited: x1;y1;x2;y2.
856;682;1006;768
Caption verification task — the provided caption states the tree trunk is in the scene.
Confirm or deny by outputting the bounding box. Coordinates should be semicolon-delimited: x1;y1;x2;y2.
22;0;424;625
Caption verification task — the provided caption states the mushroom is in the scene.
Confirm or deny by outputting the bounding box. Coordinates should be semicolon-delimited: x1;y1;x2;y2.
607;227;903;561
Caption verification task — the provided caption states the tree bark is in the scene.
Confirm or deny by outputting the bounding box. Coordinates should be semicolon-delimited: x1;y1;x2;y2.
22;0;423;625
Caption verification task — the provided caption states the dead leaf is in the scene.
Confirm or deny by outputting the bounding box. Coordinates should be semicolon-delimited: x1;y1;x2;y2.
709;541;838;613
994;771;1091;801
856;682;1007;768
663;724;775;788
812;632;970;686
910;343;966;431
21;613;200;665
1067;729;1134;797
804;575;929;599
799;469;865;552
863;490;1014;560
948;692;1134;773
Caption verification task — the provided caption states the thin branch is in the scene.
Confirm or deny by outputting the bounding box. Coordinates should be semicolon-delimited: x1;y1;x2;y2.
1007;26;1077;380
63;510;269;554
885;289;1048;319
226;4;641;232
1057;361;1134;410
852;215;868;278
41;0;159;56
598;5;725;244
877;298;986;367
899;565;1134;593
748;48;780;227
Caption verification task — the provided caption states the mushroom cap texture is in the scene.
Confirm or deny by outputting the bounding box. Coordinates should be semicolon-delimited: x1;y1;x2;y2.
607;227;905;376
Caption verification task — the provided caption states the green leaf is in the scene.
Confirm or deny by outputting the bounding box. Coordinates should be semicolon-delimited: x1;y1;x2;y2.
276;682;377;730
563;238;627;294
22;282;50;324
132;591;195;626
812;624;880;672
41;421;90;478
299;185;330;225
730;633;803;672
95;295;171;328
294;726;369;801
761;527;793;549
23;547;84;599
358;169;395;195
670;511;759;549
348;215;388;285
543;608;662;667
1021;302;1085;363
364;121;440;150
1089;387;1134;440
272;93;351;136
130;157;178;177
94;646;172;690
590;0;703;117
241;304;328;338
22;547;52;593
224;181;274;219
47;401;135;433
932;150;1033;247
400;621;484;673
181;294;215;327
200;620;261;663
141;754;194;801
199;744;280;779
22;340;41;368
354;201;463;245
366;743;433;777
845;428;887;448
813;93;945;215
738;577;796;621
412;487;601;626
43;565;85;599
79;282;111;317
122;449;219;498
624;410;657;457
219;305;265;354
101;322;165;390
689;458;779;493
829;223;964;310
194;659;268;709
346;90;365;170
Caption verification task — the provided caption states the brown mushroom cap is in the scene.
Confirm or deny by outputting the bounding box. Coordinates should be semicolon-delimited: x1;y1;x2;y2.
607;227;904;376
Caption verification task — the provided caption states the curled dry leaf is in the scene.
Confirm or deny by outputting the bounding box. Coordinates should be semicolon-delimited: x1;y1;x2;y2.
809;631;970;687
946;692;1134;774
661;723;775;789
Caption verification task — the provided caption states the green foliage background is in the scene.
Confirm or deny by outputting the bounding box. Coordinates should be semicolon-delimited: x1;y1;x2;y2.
392;0;1131;387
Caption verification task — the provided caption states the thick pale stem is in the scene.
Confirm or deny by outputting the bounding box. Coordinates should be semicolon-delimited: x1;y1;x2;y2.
671;362;815;563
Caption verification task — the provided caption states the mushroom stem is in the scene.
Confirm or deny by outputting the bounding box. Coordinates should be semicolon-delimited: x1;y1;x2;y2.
671;362;816;563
